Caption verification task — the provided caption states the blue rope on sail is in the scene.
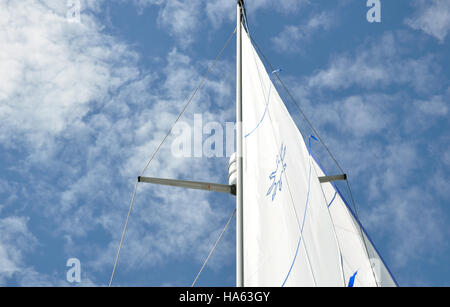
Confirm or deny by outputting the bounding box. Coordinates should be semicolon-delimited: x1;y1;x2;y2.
281;160;312;287
328;191;338;208
281;135;317;287
308;134;318;154
245;69;281;138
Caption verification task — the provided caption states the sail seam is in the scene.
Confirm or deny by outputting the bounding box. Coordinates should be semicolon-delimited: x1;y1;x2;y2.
244;80;272;138
328;191;337;207
281;159;312;287
311;160;346;286
311;154;399;287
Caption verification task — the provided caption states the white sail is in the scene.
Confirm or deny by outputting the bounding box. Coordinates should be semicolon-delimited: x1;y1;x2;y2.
241;26;396;287
313;157;397;287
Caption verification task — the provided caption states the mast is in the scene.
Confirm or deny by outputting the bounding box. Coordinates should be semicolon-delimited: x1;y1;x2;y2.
236;0;244;287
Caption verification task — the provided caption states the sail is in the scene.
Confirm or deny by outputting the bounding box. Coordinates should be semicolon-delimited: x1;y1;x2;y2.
312;158;397;287
241;26;397;287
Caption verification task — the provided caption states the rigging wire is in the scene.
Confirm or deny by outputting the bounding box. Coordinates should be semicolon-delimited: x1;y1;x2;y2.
190;4;247;285
108;26;237;287
249;35;380;286
191;208;236;287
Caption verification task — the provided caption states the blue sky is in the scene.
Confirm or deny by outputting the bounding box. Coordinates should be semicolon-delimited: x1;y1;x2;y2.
0;0;449;287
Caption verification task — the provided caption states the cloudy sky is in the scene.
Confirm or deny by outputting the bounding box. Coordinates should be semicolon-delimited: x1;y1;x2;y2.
0;0;449;286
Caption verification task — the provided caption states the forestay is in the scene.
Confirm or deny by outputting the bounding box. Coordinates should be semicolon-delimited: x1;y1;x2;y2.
241;26;396;287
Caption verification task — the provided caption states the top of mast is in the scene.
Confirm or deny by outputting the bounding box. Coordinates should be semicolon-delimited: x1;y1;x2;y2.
238;0;249;33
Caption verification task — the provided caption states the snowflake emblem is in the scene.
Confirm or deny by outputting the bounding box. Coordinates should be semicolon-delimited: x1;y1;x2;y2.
266;143;287;201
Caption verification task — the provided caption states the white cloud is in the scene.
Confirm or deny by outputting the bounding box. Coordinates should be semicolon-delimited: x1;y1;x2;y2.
123;0;310;45
0;217;37;285
331;95;391;137
271;12;334;53
205;0;235;28
414;95;448;116
400;94;449;133
307;32;440;94
367;185;446;268
406;0;450;43
155;0;203;47
205;0;311;28
0;0;139;162
444;151;450;167
246;0;309;15
117;0;204;47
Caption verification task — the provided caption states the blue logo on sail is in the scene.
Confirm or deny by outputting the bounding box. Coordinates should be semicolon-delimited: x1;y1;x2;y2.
267;144;287;201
